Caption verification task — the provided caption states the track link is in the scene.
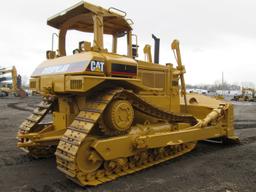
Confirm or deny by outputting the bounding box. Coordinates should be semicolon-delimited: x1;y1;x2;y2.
55;88;198;186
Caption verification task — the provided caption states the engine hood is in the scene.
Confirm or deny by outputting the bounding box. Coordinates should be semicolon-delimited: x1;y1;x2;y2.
31;52;104;77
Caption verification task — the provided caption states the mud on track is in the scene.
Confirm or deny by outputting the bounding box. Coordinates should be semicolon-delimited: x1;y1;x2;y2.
0;96;255;192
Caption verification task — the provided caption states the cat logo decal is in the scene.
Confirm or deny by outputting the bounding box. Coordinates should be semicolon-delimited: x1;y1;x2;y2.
90;60;104;72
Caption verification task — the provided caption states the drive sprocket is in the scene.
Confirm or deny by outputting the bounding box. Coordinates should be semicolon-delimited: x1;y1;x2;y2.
100;99;134;136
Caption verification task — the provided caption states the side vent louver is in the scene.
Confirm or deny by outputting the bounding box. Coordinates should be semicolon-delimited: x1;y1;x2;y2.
70;80;82;89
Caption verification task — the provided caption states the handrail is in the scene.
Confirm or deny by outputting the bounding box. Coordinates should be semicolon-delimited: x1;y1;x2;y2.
108;7;127;17
126;18;134;25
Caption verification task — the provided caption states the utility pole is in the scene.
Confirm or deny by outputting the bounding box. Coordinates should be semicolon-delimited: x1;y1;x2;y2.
222;72;224;95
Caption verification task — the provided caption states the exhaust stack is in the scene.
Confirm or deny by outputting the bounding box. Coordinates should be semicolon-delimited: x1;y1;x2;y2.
152;34;160;64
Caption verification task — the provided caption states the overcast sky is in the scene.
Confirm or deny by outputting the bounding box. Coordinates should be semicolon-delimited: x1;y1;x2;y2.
1;0;256;85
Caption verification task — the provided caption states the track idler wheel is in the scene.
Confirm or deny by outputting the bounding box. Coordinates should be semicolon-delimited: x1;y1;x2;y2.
76;137;103;174
100;100;134;136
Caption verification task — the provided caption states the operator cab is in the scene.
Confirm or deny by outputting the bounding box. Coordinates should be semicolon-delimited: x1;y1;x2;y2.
46;1;137;59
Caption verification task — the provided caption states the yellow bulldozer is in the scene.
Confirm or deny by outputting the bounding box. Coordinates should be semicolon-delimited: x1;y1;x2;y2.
232;87;256;102
0;66;26;97
17;2;238;186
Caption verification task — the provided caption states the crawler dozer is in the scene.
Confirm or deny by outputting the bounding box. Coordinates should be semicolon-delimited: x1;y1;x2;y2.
17;2;238;186
232;87;256;102
0;66;26;97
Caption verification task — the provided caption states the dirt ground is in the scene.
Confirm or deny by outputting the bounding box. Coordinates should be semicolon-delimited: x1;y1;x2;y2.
0;96;255;192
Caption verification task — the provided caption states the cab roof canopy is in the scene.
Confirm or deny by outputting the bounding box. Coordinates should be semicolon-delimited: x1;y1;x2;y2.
47;1;132;35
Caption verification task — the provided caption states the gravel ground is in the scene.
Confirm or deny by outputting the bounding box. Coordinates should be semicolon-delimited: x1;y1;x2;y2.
0;96;255;192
